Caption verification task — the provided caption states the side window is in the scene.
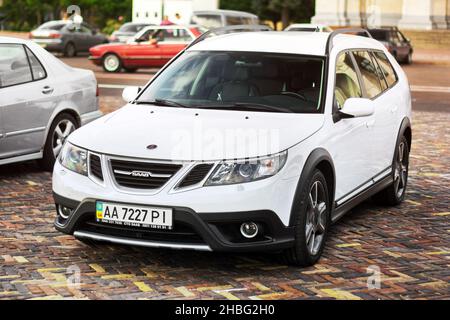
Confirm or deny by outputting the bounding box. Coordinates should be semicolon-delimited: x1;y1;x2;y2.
226;16;243;25
25;47;46;81
0;44;33;88
352;51;383;99
370;51;388;91
372;51;398;87
334;51;362;108
153;29;193;43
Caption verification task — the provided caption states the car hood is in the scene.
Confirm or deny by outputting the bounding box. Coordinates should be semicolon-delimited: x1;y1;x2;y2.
68;104;324;161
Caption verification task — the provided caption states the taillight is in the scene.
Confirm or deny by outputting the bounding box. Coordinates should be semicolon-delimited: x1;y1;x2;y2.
49;32;61;39
28;32;33;39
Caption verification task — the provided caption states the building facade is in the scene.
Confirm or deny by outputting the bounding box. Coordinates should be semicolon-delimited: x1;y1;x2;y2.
312;0;450;30
132;0;218;25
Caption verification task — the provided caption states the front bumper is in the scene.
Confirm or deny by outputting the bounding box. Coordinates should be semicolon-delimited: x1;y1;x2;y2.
54;193;295;252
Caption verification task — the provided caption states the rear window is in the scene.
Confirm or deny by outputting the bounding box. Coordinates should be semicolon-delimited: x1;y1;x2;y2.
368;30;389;41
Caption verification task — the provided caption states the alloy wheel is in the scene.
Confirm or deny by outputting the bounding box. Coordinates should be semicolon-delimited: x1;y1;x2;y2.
52;119;75;158
305;180;327;256
394;141;408;198
104;54;120;72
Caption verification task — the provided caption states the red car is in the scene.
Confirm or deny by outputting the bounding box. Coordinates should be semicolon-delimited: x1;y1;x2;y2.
89;25;204;72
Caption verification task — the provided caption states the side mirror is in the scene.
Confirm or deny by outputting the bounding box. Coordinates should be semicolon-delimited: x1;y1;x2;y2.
339;98;375;119
122;86;141;102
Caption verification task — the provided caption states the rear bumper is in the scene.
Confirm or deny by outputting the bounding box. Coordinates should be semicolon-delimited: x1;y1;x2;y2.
54;193;295;253
80;110;103;126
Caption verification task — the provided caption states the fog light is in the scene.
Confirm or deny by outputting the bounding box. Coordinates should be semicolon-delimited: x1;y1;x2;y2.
57;205;72;219
240;222;259;239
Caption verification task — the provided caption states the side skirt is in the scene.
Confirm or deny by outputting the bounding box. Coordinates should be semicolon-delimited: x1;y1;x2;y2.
0;151;43;166
331;174;393;223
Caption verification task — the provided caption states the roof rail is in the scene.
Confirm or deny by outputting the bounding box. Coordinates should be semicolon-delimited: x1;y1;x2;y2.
326;28;373;55
186;24;272;50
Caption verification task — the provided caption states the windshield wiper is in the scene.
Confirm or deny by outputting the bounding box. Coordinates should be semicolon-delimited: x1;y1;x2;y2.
135;99;190;109
204;103;293;113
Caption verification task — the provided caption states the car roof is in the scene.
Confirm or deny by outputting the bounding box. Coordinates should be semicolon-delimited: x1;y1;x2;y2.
0;36;30;44
188;31;385;56
193;10;258;18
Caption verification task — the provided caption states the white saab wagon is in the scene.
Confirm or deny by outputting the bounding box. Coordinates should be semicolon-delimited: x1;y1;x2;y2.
53;27;412;266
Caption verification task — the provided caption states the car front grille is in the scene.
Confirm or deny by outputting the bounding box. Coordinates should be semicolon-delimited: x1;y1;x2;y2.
89;154;103;181
110;159;182;190
177;164;214;188
81;217;205;244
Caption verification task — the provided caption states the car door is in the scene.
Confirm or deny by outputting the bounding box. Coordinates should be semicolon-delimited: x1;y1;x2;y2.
352;50;396;177
125;28;164;67
0;43;55;159
328;51;377;202
158;27;193;65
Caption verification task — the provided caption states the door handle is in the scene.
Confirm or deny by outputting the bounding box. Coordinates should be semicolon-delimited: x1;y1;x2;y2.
42;86;54;95
390;106;398;113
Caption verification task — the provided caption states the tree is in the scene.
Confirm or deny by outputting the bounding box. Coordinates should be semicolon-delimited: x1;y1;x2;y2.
0;0;132;31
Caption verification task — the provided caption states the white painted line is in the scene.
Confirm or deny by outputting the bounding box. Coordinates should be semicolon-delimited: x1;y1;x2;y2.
99;84;129;89
410;86;450;93
99;83;450;94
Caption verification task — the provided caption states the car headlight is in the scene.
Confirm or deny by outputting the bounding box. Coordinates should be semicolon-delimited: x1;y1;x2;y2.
205;151;288;186
59;142;88;176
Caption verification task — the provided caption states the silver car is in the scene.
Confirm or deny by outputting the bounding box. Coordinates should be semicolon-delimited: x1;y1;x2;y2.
0;37;102;170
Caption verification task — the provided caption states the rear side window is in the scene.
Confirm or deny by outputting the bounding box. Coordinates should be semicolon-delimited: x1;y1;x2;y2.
25;46;46;81
0;44;33;88
191;14;222;29
334;51;362;108
226;16;243;25
372;51;398;87
352;51;383;99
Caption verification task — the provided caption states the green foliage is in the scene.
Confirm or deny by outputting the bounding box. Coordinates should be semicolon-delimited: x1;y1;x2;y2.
0;0;132;31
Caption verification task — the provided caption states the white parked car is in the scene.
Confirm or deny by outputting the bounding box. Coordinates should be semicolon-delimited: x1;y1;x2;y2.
285;23;333;32
0;37;102;170
53;27;412;266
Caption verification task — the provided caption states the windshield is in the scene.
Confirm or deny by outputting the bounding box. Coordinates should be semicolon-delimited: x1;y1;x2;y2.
119;23;149;33
136;51;325;114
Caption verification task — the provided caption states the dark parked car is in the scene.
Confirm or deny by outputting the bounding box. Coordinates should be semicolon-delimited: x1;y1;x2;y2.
360;27;413;64
109;22;153;43
29;20;109;57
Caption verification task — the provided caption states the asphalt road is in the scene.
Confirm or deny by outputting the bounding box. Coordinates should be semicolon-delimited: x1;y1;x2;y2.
0;55;449;300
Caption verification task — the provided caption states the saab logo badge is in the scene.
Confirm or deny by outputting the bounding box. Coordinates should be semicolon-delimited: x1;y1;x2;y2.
131;170;152;178
147;144;158;150
114;169;172;179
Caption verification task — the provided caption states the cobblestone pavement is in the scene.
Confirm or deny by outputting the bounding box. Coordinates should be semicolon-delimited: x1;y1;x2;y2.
0;102;449;300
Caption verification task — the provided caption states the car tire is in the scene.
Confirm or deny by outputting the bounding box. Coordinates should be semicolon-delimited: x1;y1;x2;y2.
40;113;79;172
103;53;122;73
64;42;77;57
282;169;331;267
373;136;410;206
405;51;413;65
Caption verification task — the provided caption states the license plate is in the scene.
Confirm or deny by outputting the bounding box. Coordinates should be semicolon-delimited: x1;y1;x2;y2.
38;43;47;48
96;201;173;230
